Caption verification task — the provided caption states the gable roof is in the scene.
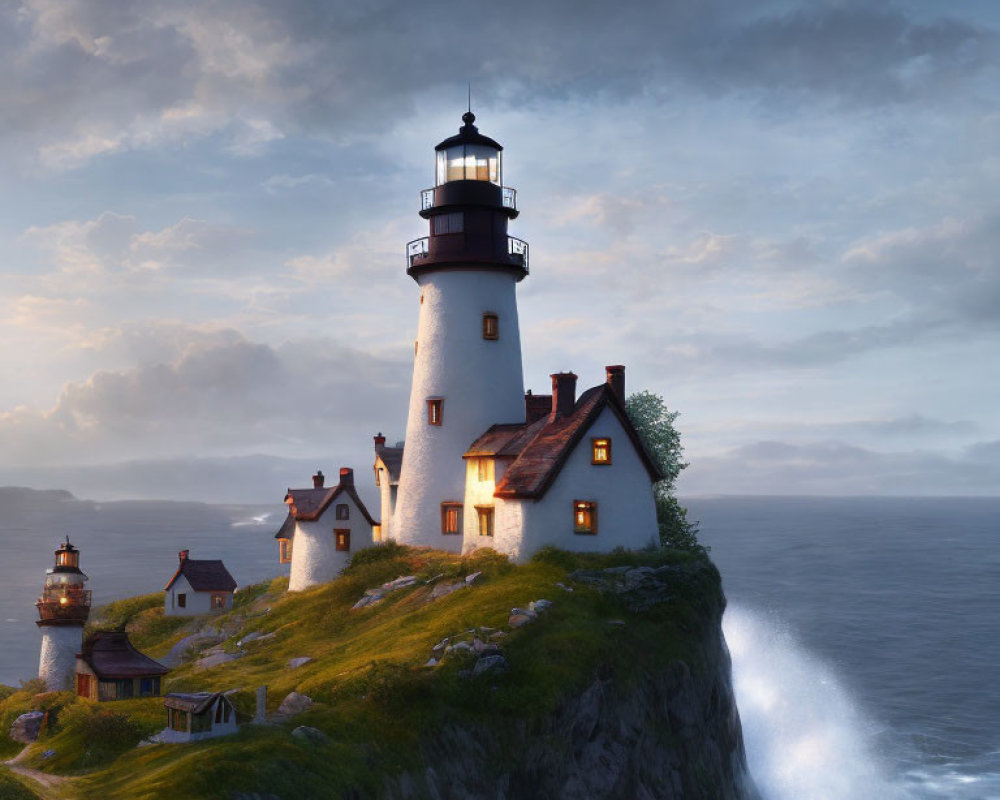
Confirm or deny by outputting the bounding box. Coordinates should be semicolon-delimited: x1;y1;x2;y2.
466;383;663;500
164;558;237;593
284;483;378;526
78;630;169;679
273;512;296;540
374;445;403;484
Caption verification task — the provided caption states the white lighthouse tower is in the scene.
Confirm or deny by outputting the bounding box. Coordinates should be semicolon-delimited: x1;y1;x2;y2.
36;538;91;691
393;111;529;549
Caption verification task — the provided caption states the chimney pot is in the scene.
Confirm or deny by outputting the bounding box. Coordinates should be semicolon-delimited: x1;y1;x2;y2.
605;365;626;405
374;432;386;448
179;549;189;564
312;470;325;489
550;372;578;418
339;467;355;487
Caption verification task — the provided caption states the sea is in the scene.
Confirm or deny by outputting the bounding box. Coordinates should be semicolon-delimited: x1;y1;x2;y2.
0;488;996;800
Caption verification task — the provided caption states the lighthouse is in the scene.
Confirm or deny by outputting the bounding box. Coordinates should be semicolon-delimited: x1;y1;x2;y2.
36;538;91;691
392;112;529;549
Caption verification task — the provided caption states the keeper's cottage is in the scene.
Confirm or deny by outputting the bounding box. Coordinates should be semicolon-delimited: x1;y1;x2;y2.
276;112;660;577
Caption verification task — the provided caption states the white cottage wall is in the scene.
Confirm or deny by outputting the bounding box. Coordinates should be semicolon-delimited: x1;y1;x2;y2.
38;625;83;691
496;407;658;562
462;456;509;552
288;496;372;591
375;464;394;542
394;270;525;550
164;575;216;616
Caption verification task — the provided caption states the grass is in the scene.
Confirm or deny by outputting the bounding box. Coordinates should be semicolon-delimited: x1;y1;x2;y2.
0;545;720;799
0;771;42;800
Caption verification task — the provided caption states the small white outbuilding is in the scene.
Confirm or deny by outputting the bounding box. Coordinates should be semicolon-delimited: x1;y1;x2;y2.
152;692;238;743
164;551;237;615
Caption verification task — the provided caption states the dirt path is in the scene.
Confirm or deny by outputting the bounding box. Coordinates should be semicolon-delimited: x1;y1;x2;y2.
3;747;70;798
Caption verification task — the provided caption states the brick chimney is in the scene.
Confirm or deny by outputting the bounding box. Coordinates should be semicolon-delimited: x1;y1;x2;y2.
178;549;189;564
374;432;386;447
312;470;325;489
605;365;625;405
550;372;578;418
339;467;355;487
525;390;553;424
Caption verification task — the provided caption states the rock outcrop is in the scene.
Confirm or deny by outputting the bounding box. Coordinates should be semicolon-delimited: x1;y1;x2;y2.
382;560;759;800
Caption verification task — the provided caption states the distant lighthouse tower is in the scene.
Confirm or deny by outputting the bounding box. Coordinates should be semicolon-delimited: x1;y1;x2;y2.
36;538;91;691
393;111;529;549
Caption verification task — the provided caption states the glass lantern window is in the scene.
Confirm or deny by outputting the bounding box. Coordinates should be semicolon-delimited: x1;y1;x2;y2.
437;144;501;185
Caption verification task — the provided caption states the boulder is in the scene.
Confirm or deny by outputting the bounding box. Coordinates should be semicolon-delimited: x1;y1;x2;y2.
465;571;483;585
288;657;312;669
10;711;44;743
508;613;534;628
277;691;313;716
472;654;510;677
529;599;552;613
429;581;464;600
291;725;329;745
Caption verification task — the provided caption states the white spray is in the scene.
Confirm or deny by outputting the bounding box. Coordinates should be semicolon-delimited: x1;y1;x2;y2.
723;605;906;800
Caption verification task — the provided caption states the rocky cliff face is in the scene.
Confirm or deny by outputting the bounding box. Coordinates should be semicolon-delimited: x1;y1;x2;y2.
383;561;760;800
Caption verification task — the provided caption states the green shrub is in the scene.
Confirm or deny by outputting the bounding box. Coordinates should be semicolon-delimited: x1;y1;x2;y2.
346;541;410;569
0;771;42;800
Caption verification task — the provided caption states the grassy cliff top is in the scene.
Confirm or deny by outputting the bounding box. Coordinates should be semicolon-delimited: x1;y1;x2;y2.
0;544;719;800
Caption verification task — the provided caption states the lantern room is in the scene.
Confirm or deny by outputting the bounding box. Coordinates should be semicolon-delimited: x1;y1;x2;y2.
37;537;91;625
435;112;502;185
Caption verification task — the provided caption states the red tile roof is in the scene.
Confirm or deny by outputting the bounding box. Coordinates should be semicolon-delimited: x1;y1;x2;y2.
284;483;377;526
78;630;169;679
466;384;663;500
164;558;237;592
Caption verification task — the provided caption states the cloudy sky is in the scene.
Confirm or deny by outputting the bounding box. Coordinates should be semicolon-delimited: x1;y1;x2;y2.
1;0;997;502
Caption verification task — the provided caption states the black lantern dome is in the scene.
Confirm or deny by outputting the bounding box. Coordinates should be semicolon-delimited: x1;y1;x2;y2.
406;111;528;281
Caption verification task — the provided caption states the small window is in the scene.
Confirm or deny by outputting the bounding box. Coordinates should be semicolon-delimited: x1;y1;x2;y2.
482;313;498;340
476;506;494;537
433;212;464;235
212;593;226;609
335;529;351;551
279;538;292;564
427;398;443;426
441;502;463;535
574;501;598;535
336;503;350;520
177;593;187;609
477;458;494;482
373;524;382;543
414;340;418;357
592;438;611;465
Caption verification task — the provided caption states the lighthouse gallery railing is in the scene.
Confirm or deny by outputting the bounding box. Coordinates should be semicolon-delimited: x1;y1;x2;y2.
406;236;529;272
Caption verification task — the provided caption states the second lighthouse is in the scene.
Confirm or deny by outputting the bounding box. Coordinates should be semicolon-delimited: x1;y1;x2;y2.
393;112;529;549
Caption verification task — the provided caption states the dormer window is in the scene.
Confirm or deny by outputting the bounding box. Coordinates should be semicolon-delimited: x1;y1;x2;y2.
592;438;611;465
477;458;494;482
336;503;349;520
482;313;498;340
574;501;597;535
427;398;443;426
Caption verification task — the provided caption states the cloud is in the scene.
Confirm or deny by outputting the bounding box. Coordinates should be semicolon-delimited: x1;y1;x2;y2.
0;332;410;466
1;1;994;168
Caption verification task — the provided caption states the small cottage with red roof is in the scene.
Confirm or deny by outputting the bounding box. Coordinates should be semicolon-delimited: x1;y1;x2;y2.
75;630;169;701
164;551;237;616
276;467;377;591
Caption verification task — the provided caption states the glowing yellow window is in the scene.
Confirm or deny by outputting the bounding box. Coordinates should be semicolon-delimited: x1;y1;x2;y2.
476;506;494;537
477;458;494;482
574;501;597;535
592;438;611;465
335;529;351;551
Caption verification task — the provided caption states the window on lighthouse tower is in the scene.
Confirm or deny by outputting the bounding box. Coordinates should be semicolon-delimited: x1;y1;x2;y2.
427;398;443;426
482;313;498;340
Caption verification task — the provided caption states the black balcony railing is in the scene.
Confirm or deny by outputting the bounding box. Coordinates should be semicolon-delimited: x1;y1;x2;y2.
419;186;517;212
507;236;529;270
37;587;92;623
406;237;429;268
